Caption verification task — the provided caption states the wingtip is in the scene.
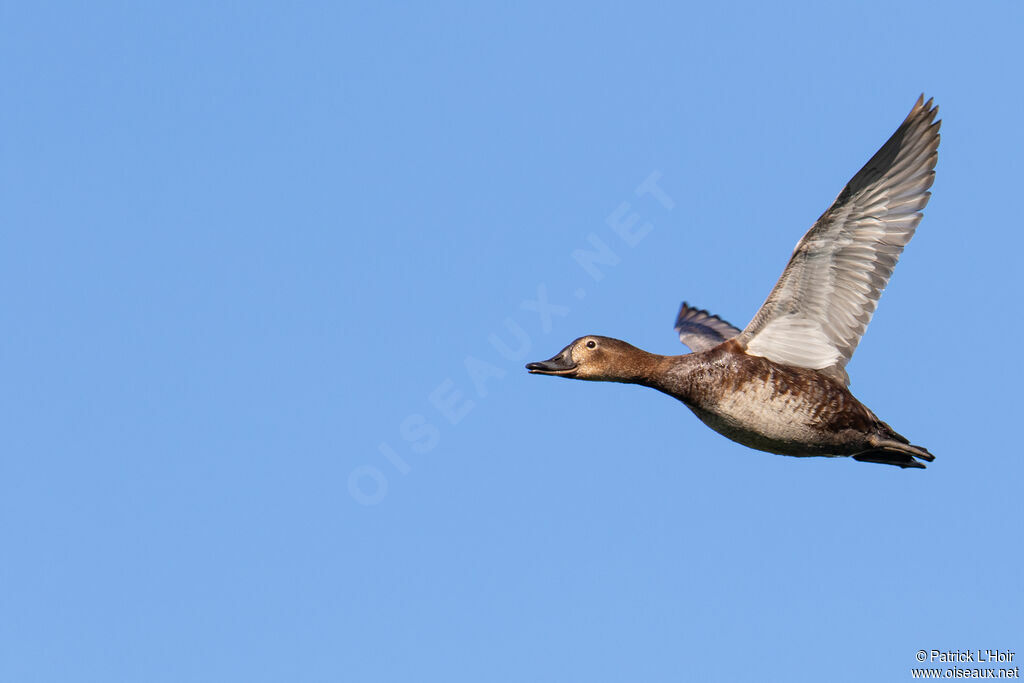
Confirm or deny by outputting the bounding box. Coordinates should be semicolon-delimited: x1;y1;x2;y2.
908;94;939;121
674;301;710;329
674;301;692;328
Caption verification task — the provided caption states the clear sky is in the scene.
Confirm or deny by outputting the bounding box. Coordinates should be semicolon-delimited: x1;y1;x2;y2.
2;2;1021;682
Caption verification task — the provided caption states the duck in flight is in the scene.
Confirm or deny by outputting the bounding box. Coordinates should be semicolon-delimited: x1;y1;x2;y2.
527;96;939;469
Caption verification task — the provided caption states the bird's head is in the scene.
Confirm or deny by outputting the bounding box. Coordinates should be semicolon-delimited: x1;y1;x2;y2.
525;336;648;383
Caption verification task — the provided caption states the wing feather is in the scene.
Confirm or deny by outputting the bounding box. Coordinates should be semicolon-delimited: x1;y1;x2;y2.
739;96;940;384
675;303;741;352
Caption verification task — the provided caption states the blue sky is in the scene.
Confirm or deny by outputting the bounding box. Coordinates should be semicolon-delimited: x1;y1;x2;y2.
2;2;1022;682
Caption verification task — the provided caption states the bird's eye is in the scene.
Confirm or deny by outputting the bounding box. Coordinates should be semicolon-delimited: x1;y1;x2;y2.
586;340;597;349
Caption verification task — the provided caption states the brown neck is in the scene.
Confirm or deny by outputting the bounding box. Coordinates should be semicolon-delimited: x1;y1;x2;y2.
625;351;695;402
615;350;677;387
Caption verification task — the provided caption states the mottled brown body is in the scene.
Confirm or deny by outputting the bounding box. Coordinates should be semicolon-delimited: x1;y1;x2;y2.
648;340;907;458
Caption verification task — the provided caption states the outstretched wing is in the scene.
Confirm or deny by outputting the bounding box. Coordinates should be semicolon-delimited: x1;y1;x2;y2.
675;302;741;352
739;96;940;384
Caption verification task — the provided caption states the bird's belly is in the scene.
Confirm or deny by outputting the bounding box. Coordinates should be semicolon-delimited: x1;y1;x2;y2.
686;385;843;457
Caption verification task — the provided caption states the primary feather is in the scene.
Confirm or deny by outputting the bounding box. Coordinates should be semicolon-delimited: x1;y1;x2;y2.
675;303;742;352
